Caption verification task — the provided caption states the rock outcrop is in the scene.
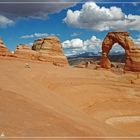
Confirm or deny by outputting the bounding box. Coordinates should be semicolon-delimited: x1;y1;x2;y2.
0;38;11;56
14;44;39;60
101;32;140;72
14;36;68;66
32;36;68;65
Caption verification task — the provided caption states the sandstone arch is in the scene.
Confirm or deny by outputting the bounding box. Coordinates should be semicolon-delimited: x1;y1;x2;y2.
100;32;140;72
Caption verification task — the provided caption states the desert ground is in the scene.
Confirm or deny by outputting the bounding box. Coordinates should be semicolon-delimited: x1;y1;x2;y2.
0;57;140;140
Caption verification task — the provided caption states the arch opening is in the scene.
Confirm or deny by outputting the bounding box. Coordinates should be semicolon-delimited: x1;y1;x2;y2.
108;43;126;66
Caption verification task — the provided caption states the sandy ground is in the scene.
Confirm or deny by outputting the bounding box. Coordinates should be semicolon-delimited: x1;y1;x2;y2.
0;58;140;139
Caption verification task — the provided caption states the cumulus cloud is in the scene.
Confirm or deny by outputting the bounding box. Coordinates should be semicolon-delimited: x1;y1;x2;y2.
64;2;140;31
62;35;102;55
63;38;83;48
62;35;140;56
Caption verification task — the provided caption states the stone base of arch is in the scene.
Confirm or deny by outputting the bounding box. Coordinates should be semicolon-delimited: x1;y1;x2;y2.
100;53;111;69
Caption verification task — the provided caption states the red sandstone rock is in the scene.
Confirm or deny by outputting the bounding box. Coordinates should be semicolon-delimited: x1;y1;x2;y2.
0;38;11;57
100;52;111;69
14;44;39;60
101;32;140;72
32;36;68;65
14;36;68;66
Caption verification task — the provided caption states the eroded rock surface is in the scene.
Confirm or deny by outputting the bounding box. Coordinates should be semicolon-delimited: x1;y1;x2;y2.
101;32;140;72
14;36;68;66
0;38;11;57
14;44;39;60
32;36;68;65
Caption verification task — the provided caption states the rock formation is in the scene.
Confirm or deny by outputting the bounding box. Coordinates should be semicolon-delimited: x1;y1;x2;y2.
101;32;140;72
32;36;68;65
0;38;11;56
14;44;39;60
14;36;68;66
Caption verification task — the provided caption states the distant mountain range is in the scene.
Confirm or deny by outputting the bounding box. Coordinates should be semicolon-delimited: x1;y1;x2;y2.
67;52;101;58
68;51;125;59
67;52;126;65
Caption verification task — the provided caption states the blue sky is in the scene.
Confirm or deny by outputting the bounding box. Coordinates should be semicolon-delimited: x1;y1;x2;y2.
0;0;140;55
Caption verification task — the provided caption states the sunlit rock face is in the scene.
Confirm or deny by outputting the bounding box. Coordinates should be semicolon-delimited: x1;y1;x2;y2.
32;36;68;66
0;38;12;57
14;44;39;60
14;36;68;66
101;32;140;72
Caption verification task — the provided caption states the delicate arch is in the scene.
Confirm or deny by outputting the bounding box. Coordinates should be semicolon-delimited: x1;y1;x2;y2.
100;32;140;71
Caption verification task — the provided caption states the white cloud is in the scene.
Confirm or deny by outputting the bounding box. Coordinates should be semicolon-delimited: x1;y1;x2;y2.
70;38;83;48
0;15;14;27
71;32;82;37
20;33;49;39
62;35;102;55
20;33;61;39
64;2;140;31
62;35;140;56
